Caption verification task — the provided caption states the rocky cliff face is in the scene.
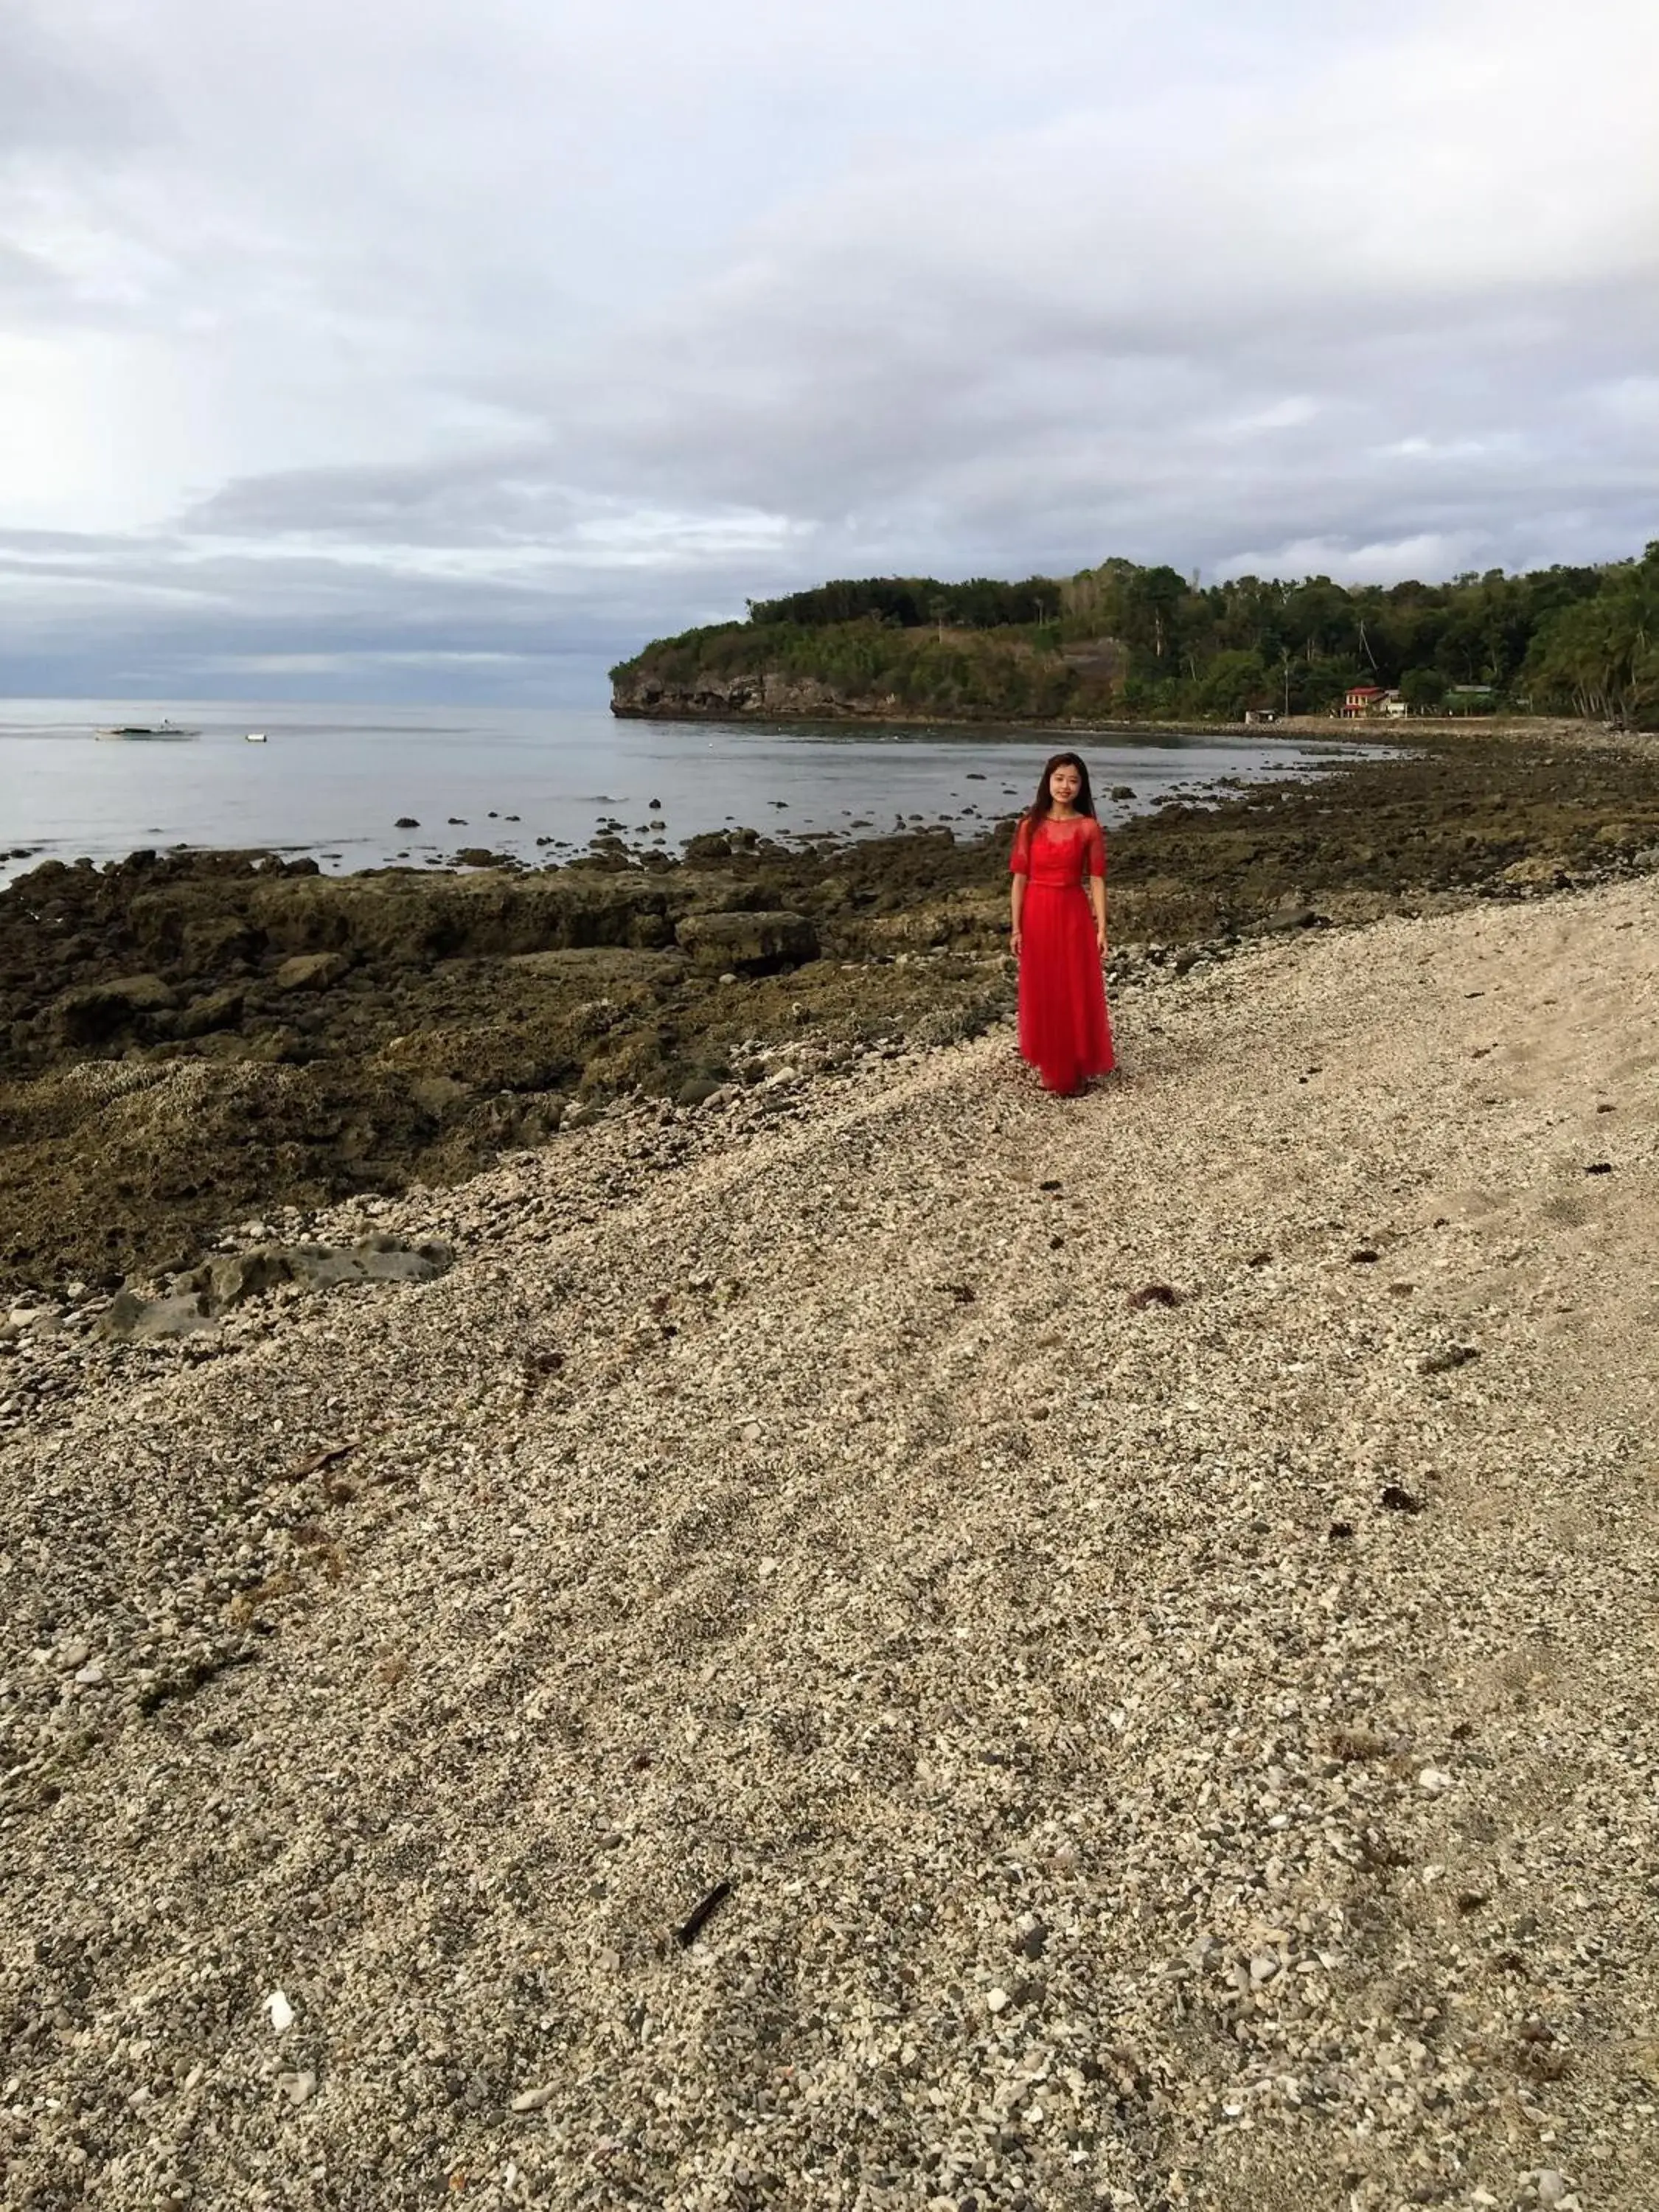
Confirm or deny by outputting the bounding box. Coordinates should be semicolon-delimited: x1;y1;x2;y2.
611;667;911;720
610;630;1127;720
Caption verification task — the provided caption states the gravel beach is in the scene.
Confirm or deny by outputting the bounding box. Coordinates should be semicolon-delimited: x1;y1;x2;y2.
4;867;1658;2212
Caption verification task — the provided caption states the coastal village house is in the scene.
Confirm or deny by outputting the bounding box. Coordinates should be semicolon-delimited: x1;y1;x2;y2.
1340;684;1408;718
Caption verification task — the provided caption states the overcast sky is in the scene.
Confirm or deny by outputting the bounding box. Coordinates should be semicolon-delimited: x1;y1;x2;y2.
2;0;1656;700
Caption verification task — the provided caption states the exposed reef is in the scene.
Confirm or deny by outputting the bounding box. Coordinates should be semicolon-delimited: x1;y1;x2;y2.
2;726;1656;1294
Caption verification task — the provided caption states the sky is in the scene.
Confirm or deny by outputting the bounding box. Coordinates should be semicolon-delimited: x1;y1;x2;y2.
1;0;1656;702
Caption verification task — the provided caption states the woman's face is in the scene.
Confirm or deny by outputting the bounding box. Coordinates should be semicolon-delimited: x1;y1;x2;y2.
1048;762;1082;808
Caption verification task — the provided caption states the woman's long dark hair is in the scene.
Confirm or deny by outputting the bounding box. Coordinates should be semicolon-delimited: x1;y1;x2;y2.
1026;751;1097;824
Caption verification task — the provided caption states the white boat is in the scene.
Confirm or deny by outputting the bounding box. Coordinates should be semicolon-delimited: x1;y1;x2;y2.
94;719;201;741
244;731;268;743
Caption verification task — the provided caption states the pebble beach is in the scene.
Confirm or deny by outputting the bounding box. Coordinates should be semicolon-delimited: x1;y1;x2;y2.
4;858;1659;2211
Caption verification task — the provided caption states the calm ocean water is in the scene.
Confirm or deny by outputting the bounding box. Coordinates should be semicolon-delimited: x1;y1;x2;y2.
0;698;1370;888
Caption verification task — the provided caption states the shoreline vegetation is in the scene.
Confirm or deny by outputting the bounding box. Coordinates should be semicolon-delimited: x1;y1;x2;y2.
610;544;1659;726
2;719;1657;1301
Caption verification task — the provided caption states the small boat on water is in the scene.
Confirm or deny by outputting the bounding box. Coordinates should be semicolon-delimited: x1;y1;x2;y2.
94;719;201;741
244;731;268;743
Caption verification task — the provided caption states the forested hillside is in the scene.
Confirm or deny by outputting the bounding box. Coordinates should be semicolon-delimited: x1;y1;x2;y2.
611;543;1659;724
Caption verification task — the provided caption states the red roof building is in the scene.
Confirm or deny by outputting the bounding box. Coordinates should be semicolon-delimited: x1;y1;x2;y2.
1340;684;1387;718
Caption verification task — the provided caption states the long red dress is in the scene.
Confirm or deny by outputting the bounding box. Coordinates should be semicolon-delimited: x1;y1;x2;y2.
1011;813;1114;1093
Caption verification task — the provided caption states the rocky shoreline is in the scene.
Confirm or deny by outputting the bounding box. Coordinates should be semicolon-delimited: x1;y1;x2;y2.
2;723;1656;1309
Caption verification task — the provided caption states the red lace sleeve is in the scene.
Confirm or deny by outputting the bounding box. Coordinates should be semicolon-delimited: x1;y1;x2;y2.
1009;818;1032;874
1085;818;1105;878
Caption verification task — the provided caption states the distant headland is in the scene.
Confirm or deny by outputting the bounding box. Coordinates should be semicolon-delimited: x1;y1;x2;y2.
611;544;1659;727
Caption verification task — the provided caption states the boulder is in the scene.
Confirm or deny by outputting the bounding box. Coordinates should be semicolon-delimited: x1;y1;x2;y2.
96;1288;215;1342
285;1235;453;1289
675;911;818;973
409;1074;473;1117
173;986;246;1039
272;951;350;993
205;1247;291;1307
179;917;262;973
248;1024;306;1062
1500;854;1573;888
51;973;176;1046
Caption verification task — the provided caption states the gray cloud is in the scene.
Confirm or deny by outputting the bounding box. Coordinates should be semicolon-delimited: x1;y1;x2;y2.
1;0;1655;697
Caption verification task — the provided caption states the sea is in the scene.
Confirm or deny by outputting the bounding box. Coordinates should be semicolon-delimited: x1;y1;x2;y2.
0;698;1379;889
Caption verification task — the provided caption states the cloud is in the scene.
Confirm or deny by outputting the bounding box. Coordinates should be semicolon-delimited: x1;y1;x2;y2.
1;0;1655;695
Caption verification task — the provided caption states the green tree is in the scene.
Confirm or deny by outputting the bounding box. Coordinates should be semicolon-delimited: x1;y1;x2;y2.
1399;666;1447;714
1283;576;1357;664
1195;648;1269;720
1523;546;1659;728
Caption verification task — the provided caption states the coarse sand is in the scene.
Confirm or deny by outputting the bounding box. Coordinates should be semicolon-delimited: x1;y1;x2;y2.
4;872;1658;2212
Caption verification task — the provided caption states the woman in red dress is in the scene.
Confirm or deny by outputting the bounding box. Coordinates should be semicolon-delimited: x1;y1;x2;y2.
1009;751;1114;1094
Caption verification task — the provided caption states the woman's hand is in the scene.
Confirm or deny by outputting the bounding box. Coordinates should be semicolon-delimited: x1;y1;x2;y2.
1096;922;1107;956
1009;928;1022;957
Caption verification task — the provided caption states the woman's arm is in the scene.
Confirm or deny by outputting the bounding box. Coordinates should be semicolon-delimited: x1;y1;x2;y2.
1010;868;1026;956
1088;872;1107;955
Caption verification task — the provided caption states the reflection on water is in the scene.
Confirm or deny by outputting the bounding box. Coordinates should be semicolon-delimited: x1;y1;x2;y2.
0;698;1391;886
